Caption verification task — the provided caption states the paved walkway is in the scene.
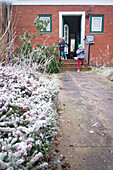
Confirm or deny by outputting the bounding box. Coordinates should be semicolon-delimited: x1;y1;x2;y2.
56;72;113;170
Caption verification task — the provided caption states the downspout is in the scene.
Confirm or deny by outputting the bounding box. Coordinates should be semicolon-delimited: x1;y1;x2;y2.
88;43;90;66
7;3;12;63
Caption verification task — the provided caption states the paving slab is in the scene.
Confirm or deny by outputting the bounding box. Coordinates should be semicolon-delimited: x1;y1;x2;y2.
55;72;113;170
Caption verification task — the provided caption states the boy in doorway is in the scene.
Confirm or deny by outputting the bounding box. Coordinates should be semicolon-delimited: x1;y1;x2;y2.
58;37;67;60
76;44;85;72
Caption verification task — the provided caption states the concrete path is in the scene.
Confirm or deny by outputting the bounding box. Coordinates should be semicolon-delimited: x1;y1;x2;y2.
56;72;113;170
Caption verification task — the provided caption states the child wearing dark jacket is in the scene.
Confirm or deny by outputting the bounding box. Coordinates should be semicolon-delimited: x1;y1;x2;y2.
76;44;85;72
58;37;67;60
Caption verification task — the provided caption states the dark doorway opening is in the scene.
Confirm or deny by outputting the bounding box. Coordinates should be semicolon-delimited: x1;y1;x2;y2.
63;16;81;59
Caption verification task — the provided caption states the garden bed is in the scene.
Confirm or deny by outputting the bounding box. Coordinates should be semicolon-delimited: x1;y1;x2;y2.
0;65;59;169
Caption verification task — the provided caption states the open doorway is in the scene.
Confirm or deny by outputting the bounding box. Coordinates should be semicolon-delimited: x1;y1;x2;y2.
63;16;81;59
59;11;85;59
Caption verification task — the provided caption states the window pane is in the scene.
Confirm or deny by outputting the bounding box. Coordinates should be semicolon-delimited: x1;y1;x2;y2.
38;15;52;33
40;17;50;31
70;39;75;52
92;17;102;31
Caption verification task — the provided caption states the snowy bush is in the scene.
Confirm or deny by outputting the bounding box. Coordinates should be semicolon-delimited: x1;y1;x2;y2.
14;29;61;74
0;65;59;169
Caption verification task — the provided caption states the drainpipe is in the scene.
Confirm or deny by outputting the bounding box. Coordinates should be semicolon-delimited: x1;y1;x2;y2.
7;3;12;63
88;43;90;66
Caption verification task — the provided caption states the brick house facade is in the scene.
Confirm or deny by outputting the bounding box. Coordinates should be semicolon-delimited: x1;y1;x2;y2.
12;0;113;66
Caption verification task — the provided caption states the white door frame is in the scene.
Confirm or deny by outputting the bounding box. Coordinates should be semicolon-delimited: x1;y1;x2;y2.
59;11;85;48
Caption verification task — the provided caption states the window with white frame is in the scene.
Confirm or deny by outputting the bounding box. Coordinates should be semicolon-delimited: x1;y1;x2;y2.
90;15;104;33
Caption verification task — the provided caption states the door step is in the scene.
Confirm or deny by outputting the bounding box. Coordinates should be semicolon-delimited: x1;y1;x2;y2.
61;59;90;72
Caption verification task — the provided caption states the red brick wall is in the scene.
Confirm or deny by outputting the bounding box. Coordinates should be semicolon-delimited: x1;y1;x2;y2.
0;4;7;36
0;4;8;62
12;5;113;66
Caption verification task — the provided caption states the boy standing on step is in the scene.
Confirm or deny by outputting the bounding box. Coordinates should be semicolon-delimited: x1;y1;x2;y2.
58;37;67;60
76;44;85;72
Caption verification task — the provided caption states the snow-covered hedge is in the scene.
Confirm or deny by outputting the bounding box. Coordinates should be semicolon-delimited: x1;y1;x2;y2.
0;65;59;169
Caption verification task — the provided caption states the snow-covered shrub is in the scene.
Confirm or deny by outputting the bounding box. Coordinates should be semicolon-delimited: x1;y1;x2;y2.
34;44;61;73
0;65;59;169
14;29;61;74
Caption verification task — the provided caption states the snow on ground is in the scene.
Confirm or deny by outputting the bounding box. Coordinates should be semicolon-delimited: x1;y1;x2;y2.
88;66;113;81
0;65;59;169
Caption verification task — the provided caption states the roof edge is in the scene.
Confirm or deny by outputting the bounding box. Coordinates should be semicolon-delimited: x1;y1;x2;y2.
11;0;113;6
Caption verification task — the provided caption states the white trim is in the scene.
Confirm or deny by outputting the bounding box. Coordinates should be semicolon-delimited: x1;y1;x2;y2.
59;11;85;48
12;0;113;6
0;0;12;4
